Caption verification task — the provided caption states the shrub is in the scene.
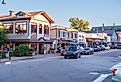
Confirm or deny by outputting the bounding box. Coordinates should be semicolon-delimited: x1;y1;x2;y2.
0;51;6;58
12;44;30;57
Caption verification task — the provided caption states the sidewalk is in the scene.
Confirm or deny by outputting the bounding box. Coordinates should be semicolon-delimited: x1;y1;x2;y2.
0;53;60;63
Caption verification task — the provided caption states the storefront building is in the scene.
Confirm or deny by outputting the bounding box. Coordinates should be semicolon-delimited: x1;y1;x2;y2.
0;10;54;54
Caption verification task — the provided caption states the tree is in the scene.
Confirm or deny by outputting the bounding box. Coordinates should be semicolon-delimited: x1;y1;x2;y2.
12;44;30;57
0;22;7;46
69;18;90;31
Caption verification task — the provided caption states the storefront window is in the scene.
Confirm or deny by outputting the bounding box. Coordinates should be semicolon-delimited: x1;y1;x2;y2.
4;23;13;33
31;43;37;50
15;22;27;33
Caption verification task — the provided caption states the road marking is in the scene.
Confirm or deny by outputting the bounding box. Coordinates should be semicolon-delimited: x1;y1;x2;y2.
92;73;111;82
89;72;100;75
5;61;11;65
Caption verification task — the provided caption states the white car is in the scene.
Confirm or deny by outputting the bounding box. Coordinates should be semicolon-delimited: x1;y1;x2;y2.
105;46;110;50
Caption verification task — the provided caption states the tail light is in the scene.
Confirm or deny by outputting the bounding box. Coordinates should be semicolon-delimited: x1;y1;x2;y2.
62;50;64;53
112;69;117;76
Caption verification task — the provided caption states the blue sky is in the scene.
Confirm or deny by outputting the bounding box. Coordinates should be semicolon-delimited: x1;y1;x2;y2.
0;0;121;27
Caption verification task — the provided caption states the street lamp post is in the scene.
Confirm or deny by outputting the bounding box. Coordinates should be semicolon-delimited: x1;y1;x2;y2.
0;0;6;4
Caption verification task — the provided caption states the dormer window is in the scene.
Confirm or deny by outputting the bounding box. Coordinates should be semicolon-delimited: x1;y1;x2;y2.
18;13;24;16
15;11;26;16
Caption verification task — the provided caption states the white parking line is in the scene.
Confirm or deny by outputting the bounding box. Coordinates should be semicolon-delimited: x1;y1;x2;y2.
92;73;111;82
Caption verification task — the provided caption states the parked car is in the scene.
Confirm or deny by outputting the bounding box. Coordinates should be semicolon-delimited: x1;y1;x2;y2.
81;47;93;55
105;46;110;50
92;46;100;52
64;46;81;59
89;47;94;53
111;64;121;82
99;45;106;50
116;45;121;49
110;45;117;49
97;46;102;51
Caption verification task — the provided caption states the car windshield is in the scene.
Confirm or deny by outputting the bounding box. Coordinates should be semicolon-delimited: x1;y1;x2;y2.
68;47;77;51
84;48;89;50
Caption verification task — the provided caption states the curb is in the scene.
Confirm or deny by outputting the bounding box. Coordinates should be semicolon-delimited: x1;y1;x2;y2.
0;54;60;63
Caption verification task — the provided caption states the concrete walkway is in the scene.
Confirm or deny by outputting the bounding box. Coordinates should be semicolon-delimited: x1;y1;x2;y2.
0;53;60;63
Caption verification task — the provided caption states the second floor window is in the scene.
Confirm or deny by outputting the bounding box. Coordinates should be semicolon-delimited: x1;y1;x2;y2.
39;24;42;34
68;32;70;38
44;25;49;34
71;32;73;38
15;22;27;33
31;23;37;33
58;30;60;38
63;31;67;37
4;23;13;33
75;34;77;38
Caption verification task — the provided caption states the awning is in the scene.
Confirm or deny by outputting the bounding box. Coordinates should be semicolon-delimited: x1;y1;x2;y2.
6;39;53;44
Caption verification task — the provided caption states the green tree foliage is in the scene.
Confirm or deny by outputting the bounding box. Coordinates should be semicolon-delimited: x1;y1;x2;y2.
12;44;30;57
69;18;90;31
0;22;7;44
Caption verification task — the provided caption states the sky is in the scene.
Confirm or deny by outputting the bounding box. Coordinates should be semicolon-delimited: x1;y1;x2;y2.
0;0;121;27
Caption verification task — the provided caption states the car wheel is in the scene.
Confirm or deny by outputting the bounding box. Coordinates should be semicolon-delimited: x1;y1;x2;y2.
64;56;67;59
89;52;91;55
79;54;81;58
74;56;78;59
92;52;94;54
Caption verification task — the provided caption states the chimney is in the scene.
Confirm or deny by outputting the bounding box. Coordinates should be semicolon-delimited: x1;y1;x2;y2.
102;23;104;27
9;10;15;16
113;23;115;26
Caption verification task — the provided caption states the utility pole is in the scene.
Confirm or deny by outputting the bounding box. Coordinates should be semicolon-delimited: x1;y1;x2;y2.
1;0;6;5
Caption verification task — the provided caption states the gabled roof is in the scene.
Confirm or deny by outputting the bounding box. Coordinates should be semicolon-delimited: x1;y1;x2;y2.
51;25;67;30
0;11;54;23
66;28;78;32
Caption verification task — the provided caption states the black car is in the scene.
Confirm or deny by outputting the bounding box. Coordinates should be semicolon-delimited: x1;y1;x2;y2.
64;47;81;59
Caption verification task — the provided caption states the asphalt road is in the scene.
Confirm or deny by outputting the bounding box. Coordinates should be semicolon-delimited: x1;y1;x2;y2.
0;49;121;82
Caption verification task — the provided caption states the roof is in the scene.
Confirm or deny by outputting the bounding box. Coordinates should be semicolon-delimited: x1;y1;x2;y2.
92;25;121;31
103;30;115;36
66;28;78;32
0;11;54;23
51;25;67;30
87;30;115;36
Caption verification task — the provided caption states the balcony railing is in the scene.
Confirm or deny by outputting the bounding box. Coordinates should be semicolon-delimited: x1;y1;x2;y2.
44;34;49;37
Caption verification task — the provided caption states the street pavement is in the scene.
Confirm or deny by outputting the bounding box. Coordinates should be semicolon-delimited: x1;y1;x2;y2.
0;49;121;82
